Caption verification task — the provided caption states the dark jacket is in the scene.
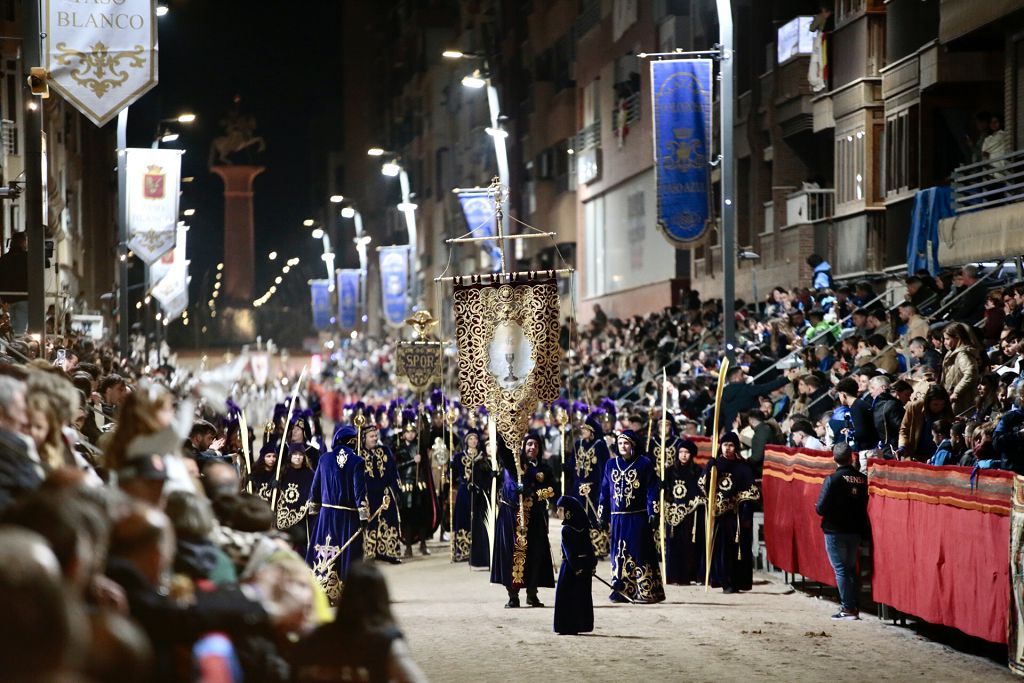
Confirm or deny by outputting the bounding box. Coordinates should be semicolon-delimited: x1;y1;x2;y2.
0;428;41;514
994;408;1024;474
871;393;904;450
948;283;987;325
815;465;869;536
845;398;877;451
0;250;27;303
748;421;781;478
716;376;789;433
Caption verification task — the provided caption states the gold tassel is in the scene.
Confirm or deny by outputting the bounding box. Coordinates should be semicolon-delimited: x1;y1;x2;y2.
736;509;742;560
691;512;697;543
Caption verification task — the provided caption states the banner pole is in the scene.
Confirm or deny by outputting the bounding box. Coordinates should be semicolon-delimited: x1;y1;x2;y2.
717;0;736;361
116;108;130;357
24;3;45;338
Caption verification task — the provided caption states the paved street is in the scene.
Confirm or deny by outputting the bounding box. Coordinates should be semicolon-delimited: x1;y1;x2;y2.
384;530;1012;682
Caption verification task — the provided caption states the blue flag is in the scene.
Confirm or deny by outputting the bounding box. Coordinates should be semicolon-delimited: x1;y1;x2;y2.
651;59;713;246
310;279;332;331
336;269;360;330
379;245;409;327
456;190;502;272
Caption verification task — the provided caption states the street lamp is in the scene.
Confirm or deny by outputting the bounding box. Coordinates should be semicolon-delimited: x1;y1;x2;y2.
381;161;401;177
156;4;169;17
461;71;487;89
268;251;278;261
378;159;418;306
340;203;370;325
738;249;760;312
458;65;510;244
367;147;385;157
182;208;195;217
329;194;345;204
152;112;196;148
311;228;324;239
303;218;315;227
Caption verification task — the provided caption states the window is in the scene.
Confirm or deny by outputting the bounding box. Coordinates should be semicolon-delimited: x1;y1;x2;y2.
836;128;866;205
884;105;919;197
777;16;813;64
584;196;605;297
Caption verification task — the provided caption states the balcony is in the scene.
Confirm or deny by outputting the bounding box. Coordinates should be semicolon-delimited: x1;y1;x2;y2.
1;119;17;155
571;120;601;152
784;188;835;228
611;92;641;133
938;149;1024;264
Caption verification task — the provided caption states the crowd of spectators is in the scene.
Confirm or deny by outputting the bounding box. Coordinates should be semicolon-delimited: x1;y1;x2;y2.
0;331;425;683
563;259;1024;476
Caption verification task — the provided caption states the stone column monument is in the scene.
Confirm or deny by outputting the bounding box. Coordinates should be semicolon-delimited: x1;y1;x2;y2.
209;99;266;343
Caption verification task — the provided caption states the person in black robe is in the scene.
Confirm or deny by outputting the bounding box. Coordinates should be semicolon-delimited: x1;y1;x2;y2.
246;443;278;504
395;418;438;557
663;437;705;585
490;432;556;608
554;495;596;635
362;424;403;564
564;412;610;558
700;431;761;593
451;429;489;563
277;442;315;554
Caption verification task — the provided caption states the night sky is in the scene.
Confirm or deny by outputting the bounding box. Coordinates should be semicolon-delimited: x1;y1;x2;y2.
124;0;344;308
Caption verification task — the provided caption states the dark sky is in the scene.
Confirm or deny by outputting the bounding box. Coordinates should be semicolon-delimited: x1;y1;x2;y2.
125;0;344;306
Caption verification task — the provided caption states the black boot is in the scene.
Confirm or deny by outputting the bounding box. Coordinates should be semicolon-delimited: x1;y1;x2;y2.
404;544;413;558
419;540;431;556
505;589;520;608
526;588;544;608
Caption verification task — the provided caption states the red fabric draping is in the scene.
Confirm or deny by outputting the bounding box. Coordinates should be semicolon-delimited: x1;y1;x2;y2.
868;460;1013;644
761;445;837;586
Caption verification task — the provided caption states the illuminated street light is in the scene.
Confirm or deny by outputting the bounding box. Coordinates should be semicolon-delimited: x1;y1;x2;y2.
303;219;315;227
156;4;168;17
311;228;324;239
367;147;385;157
340;206;355;219
159;132;179;143
177;113;196;123
442;49;465;59
329;194;345;203
216;263;223;271
268;251;278;261
274;276;283;284
461;71;487;89
381;161;401;177
183;208;195;217
485;127;508;139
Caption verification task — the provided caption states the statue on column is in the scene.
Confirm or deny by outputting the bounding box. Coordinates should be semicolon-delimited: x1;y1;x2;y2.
209;95;267;167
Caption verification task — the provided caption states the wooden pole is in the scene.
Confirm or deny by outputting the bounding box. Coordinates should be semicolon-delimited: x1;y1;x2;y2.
270;366;308;513
659;369;668;579
703;359;730;590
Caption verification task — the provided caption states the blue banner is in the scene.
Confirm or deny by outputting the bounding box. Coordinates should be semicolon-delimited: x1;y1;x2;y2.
336;269;360;330
651;59;713;246
378;246;409;327
310;279;332;331
456;190;502;272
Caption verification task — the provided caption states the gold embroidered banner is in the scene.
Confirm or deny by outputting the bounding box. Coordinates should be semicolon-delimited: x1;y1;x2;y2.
453;277;561;449
395;341;443;391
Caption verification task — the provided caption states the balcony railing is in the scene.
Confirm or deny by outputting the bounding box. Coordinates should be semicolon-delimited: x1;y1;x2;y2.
1;119;16;155
951;148;1024;214
611;92;641;132
784;188;834;227
572;121;601;152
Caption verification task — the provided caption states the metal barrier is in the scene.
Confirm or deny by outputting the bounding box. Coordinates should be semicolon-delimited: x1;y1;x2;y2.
951;148;1024;213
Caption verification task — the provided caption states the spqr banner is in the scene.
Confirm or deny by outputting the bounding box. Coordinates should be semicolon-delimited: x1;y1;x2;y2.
310;279;332;331
336;270;360;330
650;59;713;246
453;276;562;449
395;341;443;391
456;189;502;272
379;245;410;327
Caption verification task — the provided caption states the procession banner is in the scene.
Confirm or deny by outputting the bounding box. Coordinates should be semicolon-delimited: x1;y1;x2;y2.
250;352;270;386
151;263;188;322
310;279;332;331
456;189;502;272
148;223;187;288
453;276;561;450
650;59;713;246
868;459;1012;644
44;0;159;126
1010;476;1024;673
125;148;182;264
761;445;837;586
336;269;360;330
396;341;443;391
379;245;410;328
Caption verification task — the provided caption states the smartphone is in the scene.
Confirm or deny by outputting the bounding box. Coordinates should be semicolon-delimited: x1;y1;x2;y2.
55;348;66;369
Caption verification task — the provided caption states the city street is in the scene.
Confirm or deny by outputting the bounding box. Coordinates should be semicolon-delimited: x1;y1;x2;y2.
386;531;1012;683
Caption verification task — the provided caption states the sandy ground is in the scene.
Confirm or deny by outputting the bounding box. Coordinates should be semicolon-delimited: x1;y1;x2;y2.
380;525;1013;683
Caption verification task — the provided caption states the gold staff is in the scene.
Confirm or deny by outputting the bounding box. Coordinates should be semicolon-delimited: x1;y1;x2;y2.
658;369;669;579
703;358;731;590
270;366;308;513
446;406;457;560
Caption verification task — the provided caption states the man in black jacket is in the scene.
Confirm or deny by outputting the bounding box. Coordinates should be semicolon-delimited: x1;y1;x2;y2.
714;365;789;435
868;375;904;453
815;443;869;620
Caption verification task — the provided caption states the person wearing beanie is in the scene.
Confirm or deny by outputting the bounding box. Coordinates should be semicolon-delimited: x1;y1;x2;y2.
553;495;596;635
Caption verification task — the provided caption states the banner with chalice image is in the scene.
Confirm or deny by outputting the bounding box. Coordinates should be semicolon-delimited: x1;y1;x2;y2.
453;277;561;449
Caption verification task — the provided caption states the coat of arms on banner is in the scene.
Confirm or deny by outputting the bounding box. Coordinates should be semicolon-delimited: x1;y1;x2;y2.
396;342;443;391
453;277;561;449
144;166;165;199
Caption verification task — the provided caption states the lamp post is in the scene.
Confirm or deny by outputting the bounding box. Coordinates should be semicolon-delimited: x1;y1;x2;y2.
151;112;196;149
452;55;511;249
738;250;760;314
370;149;418;309
307;221;335;291
341;204;371;327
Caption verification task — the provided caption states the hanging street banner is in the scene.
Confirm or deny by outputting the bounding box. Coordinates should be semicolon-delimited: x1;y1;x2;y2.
453;276;562;450
456;189;502;272
151;263;188;322
148;223;187;289
396;341;443;391
310;278;332;331
336;269;360;330
651;59;713;247
125;148;182;264
44;0;159;127
379;245;410;327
